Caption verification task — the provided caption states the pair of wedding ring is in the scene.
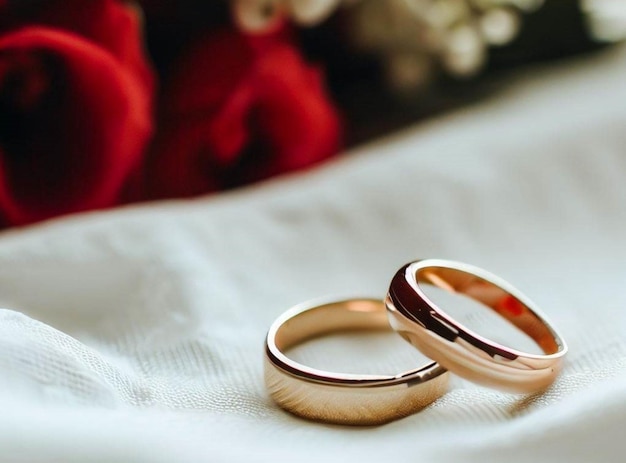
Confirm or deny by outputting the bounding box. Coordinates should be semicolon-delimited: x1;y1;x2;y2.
265;259;568;425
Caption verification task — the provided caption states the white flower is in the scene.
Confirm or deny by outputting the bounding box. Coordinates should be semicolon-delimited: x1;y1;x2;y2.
232;0;343;33
348;0;534;91
581;0;626;42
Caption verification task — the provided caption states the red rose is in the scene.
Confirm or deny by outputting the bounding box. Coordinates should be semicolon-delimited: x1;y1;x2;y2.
145;25;341;198
0;0;154;226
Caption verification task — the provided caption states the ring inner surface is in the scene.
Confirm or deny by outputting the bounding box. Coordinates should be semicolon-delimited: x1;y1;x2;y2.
274;300;389;352
416;267;560;355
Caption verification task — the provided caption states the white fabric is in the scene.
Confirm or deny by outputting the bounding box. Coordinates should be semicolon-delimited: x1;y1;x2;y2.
2;45;626;462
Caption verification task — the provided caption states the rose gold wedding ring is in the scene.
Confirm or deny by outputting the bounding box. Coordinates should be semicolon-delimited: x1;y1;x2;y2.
265;298;449;425
386;259;567;394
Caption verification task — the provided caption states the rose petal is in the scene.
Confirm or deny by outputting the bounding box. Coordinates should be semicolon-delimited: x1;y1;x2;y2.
0;27;153;225
146;26;341;198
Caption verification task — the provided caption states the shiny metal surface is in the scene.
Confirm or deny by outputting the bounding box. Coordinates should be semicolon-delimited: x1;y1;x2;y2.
265;298;449;425
387;259;568;394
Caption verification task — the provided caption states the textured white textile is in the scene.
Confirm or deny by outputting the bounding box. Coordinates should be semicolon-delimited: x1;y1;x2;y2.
1;46;626;463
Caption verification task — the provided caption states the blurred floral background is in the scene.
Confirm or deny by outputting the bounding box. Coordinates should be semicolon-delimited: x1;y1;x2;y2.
0;0;623;227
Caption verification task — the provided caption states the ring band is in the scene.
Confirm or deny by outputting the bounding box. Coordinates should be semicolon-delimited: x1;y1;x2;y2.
386;259;568;394
265;298;449;425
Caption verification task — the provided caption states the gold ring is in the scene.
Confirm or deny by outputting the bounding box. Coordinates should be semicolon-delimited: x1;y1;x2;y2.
386;259;568;394
265;298;449;425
